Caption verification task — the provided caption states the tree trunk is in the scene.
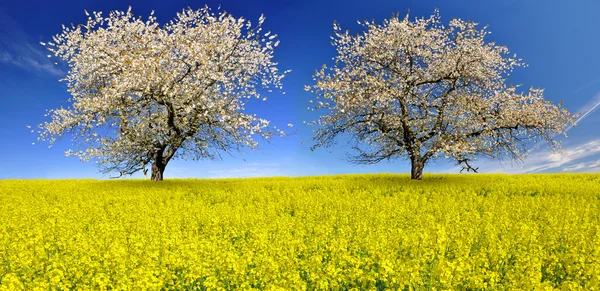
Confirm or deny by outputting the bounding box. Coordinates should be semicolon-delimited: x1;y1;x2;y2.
149;142;181;181
151;148;166;182
410;157;424;180
151;159;165;181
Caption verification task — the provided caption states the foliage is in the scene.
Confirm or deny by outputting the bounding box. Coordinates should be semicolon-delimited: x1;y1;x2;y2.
1;174;600;290
306;10;576;179
38;6;289;180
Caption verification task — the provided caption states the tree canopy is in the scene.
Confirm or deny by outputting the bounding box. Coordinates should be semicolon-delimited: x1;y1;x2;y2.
306;10;576;179
39;6;289;181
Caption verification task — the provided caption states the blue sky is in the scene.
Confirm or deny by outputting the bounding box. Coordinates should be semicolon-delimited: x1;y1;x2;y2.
1;0;599;179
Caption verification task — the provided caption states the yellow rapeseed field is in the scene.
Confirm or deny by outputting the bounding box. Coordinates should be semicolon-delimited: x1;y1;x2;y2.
1;174;599;290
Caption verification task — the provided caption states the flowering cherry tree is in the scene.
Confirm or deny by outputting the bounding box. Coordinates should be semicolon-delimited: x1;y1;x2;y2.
306;10;576;180
39;6;289;181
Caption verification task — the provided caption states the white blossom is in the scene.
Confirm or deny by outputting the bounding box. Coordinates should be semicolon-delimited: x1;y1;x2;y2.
38;6;288;181
306;10;576;179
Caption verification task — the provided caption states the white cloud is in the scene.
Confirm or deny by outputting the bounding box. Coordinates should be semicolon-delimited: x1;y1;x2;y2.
562;158;600;172
206;163;283;178
567;92;600;132
479;139;600;174
0;10;65;76
154;161;290;179
562;163;588;172
0;50;64;76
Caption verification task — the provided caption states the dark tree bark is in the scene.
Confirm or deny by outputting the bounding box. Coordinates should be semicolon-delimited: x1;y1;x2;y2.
410;156;424;180
151;159;165;181
149;140;183;181
151;148;166;182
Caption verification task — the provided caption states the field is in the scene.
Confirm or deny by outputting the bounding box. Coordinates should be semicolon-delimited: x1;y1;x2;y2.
1;174;600;290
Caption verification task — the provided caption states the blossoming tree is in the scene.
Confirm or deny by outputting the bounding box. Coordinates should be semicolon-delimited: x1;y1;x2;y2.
306;10;576;180
39;7;289;181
